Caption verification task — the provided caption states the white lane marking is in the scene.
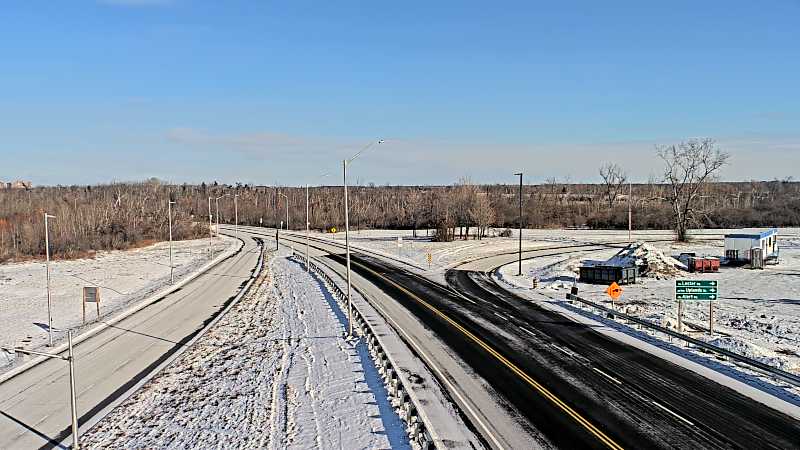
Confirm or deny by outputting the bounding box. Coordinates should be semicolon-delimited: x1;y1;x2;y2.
493;311;508;321
652;400;695;426
592;367;622;385
552;344;576;358
449;288;477;305
521;327;537;337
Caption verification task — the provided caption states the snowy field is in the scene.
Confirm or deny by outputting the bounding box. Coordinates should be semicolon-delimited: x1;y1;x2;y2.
82;252;410;449
0;236;236;367
308;227;732;273
496;232;800;377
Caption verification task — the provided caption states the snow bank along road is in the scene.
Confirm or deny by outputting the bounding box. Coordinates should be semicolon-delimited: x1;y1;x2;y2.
269;227;800;449
82;250;410;449
0;231;261;449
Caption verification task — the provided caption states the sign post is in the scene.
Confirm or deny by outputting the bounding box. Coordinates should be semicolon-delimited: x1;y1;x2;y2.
675;279;719;334
82;287;100;324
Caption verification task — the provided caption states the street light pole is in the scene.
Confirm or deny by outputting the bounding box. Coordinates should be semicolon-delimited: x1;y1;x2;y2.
215;197;220;235
306;184;310;271
342;139;384;340
208;197;214;258
234;194;239;237
628;181;633;243
343;158;353;338
44;212;56;347
278;193;288;230
67;330;79;449
168;199;175;284
514;173;523;276
2;330;80;449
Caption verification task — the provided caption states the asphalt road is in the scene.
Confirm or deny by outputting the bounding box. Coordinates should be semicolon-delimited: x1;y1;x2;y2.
266;228;800;449
0;231;262;449
445;268;800;449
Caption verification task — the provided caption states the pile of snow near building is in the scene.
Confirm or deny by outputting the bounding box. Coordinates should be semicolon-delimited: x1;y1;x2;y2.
603;242;687;278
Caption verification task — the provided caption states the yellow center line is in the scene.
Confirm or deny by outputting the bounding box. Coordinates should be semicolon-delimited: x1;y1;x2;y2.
352;259;624;450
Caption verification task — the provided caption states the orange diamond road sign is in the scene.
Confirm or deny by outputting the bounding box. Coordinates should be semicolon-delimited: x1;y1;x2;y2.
606;282;623;300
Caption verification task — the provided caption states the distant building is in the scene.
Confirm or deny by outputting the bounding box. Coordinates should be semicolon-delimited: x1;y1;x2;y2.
724;228;778;263
11;180;32;189
0;180;33;189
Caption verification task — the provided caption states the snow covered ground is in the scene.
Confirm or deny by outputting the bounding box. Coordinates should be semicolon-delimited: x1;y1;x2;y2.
0;236;236;367
82;251;410;449
307;227;737;274
304;227;800;397
495;232;800;380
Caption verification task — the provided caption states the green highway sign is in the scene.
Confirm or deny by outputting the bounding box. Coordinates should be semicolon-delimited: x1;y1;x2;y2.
675;279;719;301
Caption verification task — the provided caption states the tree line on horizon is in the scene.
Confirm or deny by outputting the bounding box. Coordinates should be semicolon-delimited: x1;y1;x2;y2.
2;140;798;261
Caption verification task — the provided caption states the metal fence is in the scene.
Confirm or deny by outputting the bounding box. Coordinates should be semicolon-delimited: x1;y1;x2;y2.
565;292;800;388
290;255;436;450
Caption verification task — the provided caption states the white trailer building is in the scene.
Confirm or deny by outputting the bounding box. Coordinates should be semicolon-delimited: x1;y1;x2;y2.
724;228;778;264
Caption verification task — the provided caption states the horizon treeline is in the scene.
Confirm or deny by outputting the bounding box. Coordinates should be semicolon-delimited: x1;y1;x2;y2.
2;178;799;261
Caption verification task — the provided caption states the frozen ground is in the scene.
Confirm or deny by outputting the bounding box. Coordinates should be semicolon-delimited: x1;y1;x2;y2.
306;227;800;397
308;227;740;274
496;233;800;378
82;251;410;450
0;236;236;366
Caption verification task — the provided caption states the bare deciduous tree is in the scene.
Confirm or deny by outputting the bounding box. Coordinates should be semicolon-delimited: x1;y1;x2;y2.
599;163;627;209
657;138;730;241
469;193;495;240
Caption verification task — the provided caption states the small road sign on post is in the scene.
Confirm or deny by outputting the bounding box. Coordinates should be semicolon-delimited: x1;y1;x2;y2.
82;286;100;324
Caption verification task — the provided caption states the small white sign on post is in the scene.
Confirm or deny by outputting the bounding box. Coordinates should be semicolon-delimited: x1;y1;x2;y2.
83;286;101;324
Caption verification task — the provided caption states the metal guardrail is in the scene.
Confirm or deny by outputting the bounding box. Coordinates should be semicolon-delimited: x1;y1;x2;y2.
565;292;800;388
290;254;436;450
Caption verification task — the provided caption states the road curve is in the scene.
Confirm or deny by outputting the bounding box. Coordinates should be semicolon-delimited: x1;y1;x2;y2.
265;227;800;449
0;231;262;449
445;268;800;449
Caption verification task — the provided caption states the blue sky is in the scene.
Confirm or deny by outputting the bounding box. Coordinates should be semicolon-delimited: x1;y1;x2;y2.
1;0;799;186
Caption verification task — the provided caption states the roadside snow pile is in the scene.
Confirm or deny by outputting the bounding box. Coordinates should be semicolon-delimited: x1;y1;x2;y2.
707;336;799;372
604;242;686;278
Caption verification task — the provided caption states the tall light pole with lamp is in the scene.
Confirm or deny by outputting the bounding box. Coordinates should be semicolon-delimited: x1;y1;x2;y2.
344;139;384;338
278;193;289;230
168;198;176;284
214;193;229;237
234;193;240;237
514;173;523;276
3;330;80;448
207;197;214;258
44;212;56;347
